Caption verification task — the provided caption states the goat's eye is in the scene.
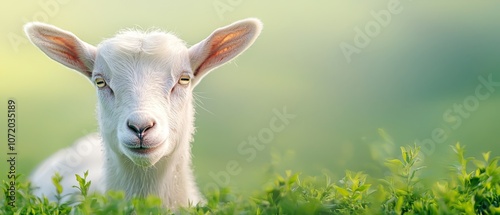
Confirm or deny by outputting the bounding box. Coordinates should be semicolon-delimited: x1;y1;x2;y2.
178;75;191;85
95;77;107;88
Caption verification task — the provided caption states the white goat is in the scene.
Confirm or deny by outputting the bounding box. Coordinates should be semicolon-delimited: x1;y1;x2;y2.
25;18;262;209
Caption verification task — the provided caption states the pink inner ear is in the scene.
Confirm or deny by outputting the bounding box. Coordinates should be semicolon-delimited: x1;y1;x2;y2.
196;28;250;74
219;32;238;44
41;32;89;74
49;36;84;67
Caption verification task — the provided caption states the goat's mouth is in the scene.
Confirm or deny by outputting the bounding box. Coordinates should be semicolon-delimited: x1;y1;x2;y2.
121;137;166;156
125;142;163;155
128;146;159;155
119;136;169;166
122;143;165;167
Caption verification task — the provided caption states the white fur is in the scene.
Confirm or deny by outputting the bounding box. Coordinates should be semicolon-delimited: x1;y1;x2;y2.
25;18;262;209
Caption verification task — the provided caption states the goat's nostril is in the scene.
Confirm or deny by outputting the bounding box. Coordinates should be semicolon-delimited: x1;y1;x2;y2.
127;120;155;139
143;122;154;133
127;123;140;134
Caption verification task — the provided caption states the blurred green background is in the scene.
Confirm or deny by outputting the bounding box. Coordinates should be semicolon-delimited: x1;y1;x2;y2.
1;1;500;195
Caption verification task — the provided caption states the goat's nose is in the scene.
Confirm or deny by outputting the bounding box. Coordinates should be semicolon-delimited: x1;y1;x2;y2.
127;114;156;139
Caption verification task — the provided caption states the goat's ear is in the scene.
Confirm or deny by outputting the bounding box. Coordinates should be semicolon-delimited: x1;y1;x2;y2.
188;18;262;87
24;22;96;78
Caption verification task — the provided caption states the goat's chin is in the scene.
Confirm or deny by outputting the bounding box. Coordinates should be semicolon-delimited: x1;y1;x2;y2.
120;142;170;167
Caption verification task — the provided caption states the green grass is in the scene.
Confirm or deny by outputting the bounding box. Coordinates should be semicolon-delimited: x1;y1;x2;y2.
1;142;499;215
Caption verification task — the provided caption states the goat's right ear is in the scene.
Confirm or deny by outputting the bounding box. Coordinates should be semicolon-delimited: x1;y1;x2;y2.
24;22;96;78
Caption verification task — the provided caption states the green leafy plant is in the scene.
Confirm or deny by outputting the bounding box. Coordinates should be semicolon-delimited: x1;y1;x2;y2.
379;145;430;214
1;142;499;214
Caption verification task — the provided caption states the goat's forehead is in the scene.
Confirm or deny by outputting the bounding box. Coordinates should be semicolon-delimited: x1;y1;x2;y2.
94;30;190;78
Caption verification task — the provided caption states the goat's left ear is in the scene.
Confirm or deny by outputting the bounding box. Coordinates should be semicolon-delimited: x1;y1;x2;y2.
188;18;263;87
